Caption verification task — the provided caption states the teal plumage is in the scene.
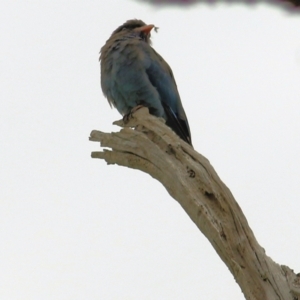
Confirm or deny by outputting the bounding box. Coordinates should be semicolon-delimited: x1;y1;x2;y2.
100;19;192;145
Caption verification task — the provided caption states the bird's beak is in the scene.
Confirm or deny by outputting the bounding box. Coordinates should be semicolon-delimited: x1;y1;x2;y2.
135;24;155;35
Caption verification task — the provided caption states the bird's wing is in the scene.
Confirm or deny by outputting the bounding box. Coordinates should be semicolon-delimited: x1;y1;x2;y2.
145;48;192;145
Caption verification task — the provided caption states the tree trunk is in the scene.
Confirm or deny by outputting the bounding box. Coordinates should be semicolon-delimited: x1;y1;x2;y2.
89;107;300;300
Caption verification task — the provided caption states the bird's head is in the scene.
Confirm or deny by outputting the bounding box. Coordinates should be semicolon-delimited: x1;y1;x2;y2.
112;19;157;44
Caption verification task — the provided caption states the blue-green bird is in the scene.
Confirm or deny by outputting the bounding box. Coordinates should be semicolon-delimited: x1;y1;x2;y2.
100;19;192;145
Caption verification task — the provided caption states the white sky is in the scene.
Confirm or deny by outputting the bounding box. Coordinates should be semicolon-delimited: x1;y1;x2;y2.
1;1;300;299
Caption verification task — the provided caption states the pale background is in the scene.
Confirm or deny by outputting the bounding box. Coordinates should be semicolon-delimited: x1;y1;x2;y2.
1;1;300;299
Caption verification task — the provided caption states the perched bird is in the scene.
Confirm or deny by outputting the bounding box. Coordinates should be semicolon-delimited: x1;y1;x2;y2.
100;19;192;145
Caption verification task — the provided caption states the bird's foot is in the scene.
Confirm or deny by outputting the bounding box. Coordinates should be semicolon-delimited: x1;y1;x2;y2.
123;105;145;123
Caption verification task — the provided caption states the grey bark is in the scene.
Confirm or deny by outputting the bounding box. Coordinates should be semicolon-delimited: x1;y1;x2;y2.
90;107;300;300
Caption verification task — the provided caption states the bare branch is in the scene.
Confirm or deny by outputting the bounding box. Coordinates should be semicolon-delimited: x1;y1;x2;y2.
90;107;300;300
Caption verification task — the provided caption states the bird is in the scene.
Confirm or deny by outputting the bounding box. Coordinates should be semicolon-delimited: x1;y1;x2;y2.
100;19;192;145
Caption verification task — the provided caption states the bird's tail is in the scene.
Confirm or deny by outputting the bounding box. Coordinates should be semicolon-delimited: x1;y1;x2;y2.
162;103;192;146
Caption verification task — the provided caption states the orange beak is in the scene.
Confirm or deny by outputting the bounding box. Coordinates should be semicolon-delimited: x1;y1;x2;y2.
135;24;155;35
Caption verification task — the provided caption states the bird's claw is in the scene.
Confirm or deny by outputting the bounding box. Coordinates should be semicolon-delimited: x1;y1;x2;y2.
123;105;145;123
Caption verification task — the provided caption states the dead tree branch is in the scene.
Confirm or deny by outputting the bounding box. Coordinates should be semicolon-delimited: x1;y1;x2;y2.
90;107;300;300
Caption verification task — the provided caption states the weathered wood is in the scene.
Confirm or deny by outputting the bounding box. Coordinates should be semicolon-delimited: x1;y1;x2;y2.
90;107;300;300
